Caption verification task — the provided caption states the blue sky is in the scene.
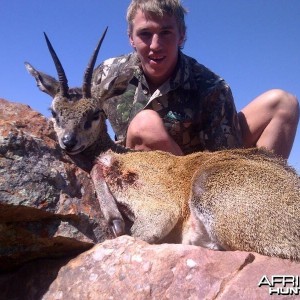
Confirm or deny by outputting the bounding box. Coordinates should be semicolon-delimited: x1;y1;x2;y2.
0;1;299;171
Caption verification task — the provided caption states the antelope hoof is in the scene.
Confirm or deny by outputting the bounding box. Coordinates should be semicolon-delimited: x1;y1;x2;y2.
111;219;125;237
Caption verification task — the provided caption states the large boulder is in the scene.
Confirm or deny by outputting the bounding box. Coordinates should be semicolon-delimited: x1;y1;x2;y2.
43;236;300;300
0;98;110;271
1;236;299;300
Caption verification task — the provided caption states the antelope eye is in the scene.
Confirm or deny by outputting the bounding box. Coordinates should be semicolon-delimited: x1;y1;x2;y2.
84;119;92;130
84;109;102;130
92;109;101;121
49;109;61;126
50;109;57;118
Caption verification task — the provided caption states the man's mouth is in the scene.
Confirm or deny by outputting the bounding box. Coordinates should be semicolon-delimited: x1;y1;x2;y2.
149;55;165;63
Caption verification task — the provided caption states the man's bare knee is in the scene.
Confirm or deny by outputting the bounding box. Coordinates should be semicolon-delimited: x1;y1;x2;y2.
265;89;299;117
128;110;162;136
126;109;183;155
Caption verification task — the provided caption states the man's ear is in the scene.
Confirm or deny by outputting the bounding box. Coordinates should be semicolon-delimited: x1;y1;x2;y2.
129;34;135;48
178;32;186;48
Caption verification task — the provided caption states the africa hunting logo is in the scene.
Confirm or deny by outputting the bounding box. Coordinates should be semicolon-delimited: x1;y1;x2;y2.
258;275;300;296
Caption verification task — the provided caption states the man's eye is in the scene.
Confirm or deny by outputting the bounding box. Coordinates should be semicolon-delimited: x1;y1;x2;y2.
138;31;152;38
161;30;172;35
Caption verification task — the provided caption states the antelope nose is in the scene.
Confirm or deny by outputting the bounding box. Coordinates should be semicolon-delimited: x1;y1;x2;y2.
62;133;78;150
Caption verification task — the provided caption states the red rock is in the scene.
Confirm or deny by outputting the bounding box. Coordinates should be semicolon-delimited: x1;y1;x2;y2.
0;99;110;270
43;236;300;300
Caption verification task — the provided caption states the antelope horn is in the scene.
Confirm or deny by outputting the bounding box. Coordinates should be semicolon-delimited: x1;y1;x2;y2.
82;27;108;98
44;32;69;97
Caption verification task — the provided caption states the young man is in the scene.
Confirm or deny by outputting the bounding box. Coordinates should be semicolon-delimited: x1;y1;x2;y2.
93;0;299;158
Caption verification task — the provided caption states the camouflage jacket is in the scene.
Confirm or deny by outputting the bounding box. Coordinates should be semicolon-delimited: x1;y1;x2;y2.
93;51;242;154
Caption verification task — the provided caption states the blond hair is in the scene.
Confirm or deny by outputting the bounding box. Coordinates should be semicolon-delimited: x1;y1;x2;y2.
126;0;187;37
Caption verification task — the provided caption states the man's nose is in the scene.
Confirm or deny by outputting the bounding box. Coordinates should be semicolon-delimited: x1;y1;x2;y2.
150;34;161;50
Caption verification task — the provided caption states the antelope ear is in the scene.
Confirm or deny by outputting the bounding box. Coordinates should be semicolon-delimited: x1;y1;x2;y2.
25;62;60;97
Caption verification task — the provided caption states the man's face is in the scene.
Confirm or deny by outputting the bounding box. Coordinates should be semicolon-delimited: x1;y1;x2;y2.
129;9;185;88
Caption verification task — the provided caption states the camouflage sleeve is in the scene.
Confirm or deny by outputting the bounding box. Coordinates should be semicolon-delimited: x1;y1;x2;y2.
200;82;243;150
93;53;141;88
92;57;120;85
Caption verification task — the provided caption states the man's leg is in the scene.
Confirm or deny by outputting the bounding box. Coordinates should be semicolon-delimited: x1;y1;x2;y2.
238;89;299;159
126;109;183;155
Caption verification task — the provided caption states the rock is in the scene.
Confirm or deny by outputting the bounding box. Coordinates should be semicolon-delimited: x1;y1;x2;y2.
42;236;300;300
1;235;299;300
0;99;110;271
